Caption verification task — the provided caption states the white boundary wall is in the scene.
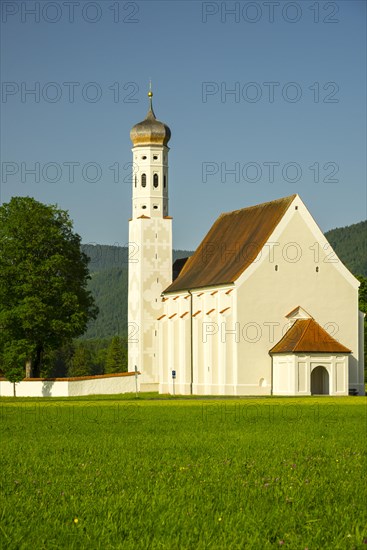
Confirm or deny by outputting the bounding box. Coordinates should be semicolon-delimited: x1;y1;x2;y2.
0;372;139;397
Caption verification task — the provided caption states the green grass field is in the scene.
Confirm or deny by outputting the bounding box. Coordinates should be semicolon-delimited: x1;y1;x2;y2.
0;395;366;549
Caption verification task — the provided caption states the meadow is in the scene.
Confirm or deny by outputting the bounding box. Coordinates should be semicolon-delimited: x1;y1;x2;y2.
0;395;366;549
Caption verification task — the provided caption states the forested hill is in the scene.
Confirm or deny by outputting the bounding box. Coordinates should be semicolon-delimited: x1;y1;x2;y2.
325;220;366;277
82;244;193;273
80;246;193;339
81;221;366;340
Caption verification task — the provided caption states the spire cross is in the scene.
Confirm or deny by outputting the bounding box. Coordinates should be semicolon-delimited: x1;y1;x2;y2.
147;79;154;115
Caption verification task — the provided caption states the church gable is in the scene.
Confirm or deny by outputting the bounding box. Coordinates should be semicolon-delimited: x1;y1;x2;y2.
234;194;360;291
164;194;296;293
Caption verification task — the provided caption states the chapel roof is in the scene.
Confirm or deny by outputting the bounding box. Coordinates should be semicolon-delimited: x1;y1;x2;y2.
269;319;351;354
164;194;296;293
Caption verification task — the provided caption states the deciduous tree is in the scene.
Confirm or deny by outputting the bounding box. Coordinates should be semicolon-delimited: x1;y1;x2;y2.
0;197;98;379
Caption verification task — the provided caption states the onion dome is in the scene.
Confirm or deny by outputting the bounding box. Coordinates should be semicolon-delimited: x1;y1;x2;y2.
130;91;171;147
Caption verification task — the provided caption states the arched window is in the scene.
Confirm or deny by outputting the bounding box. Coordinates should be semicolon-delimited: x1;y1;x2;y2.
164;175;166;188
134;175;137;188
153;174;159;188
141;173;146;187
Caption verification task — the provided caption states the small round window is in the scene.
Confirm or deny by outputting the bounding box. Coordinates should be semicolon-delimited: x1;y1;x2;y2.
142;155;147;160
153;155;158;160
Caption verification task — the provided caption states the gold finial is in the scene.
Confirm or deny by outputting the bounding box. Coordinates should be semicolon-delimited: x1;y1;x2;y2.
148;79;153;97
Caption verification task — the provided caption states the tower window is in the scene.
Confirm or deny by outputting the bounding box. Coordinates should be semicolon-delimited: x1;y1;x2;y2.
153;205;158;210
134;175;137;188
153;155;158;160
275;265;278;271
141;173;146;187
142;205;147;209
142;155;147;160
153;174;159;188
164;175;166;188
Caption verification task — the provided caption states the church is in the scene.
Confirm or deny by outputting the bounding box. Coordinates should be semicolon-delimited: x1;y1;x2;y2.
128;92;365;397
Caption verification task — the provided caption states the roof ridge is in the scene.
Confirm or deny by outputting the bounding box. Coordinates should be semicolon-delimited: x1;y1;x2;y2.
270;317;351;354
218;194;297;219
295;319;313;350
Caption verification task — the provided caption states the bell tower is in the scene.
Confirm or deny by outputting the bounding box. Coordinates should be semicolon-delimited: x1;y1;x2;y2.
130;90;170;219
128;90;172;391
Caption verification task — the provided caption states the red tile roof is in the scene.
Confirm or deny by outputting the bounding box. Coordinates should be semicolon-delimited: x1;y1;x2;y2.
164;195;296;293
269;319;351;354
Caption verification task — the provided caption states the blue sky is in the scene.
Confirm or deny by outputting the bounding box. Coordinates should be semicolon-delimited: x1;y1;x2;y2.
1;0;366;250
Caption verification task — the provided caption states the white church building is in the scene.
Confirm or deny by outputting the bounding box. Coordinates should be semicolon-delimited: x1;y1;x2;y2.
128;93;365;397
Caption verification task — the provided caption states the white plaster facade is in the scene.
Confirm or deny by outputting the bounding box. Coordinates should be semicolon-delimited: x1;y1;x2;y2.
157;195;364;396
272;354;349;396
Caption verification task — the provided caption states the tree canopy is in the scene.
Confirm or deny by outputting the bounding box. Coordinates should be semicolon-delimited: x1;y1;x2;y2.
0;197;98;380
